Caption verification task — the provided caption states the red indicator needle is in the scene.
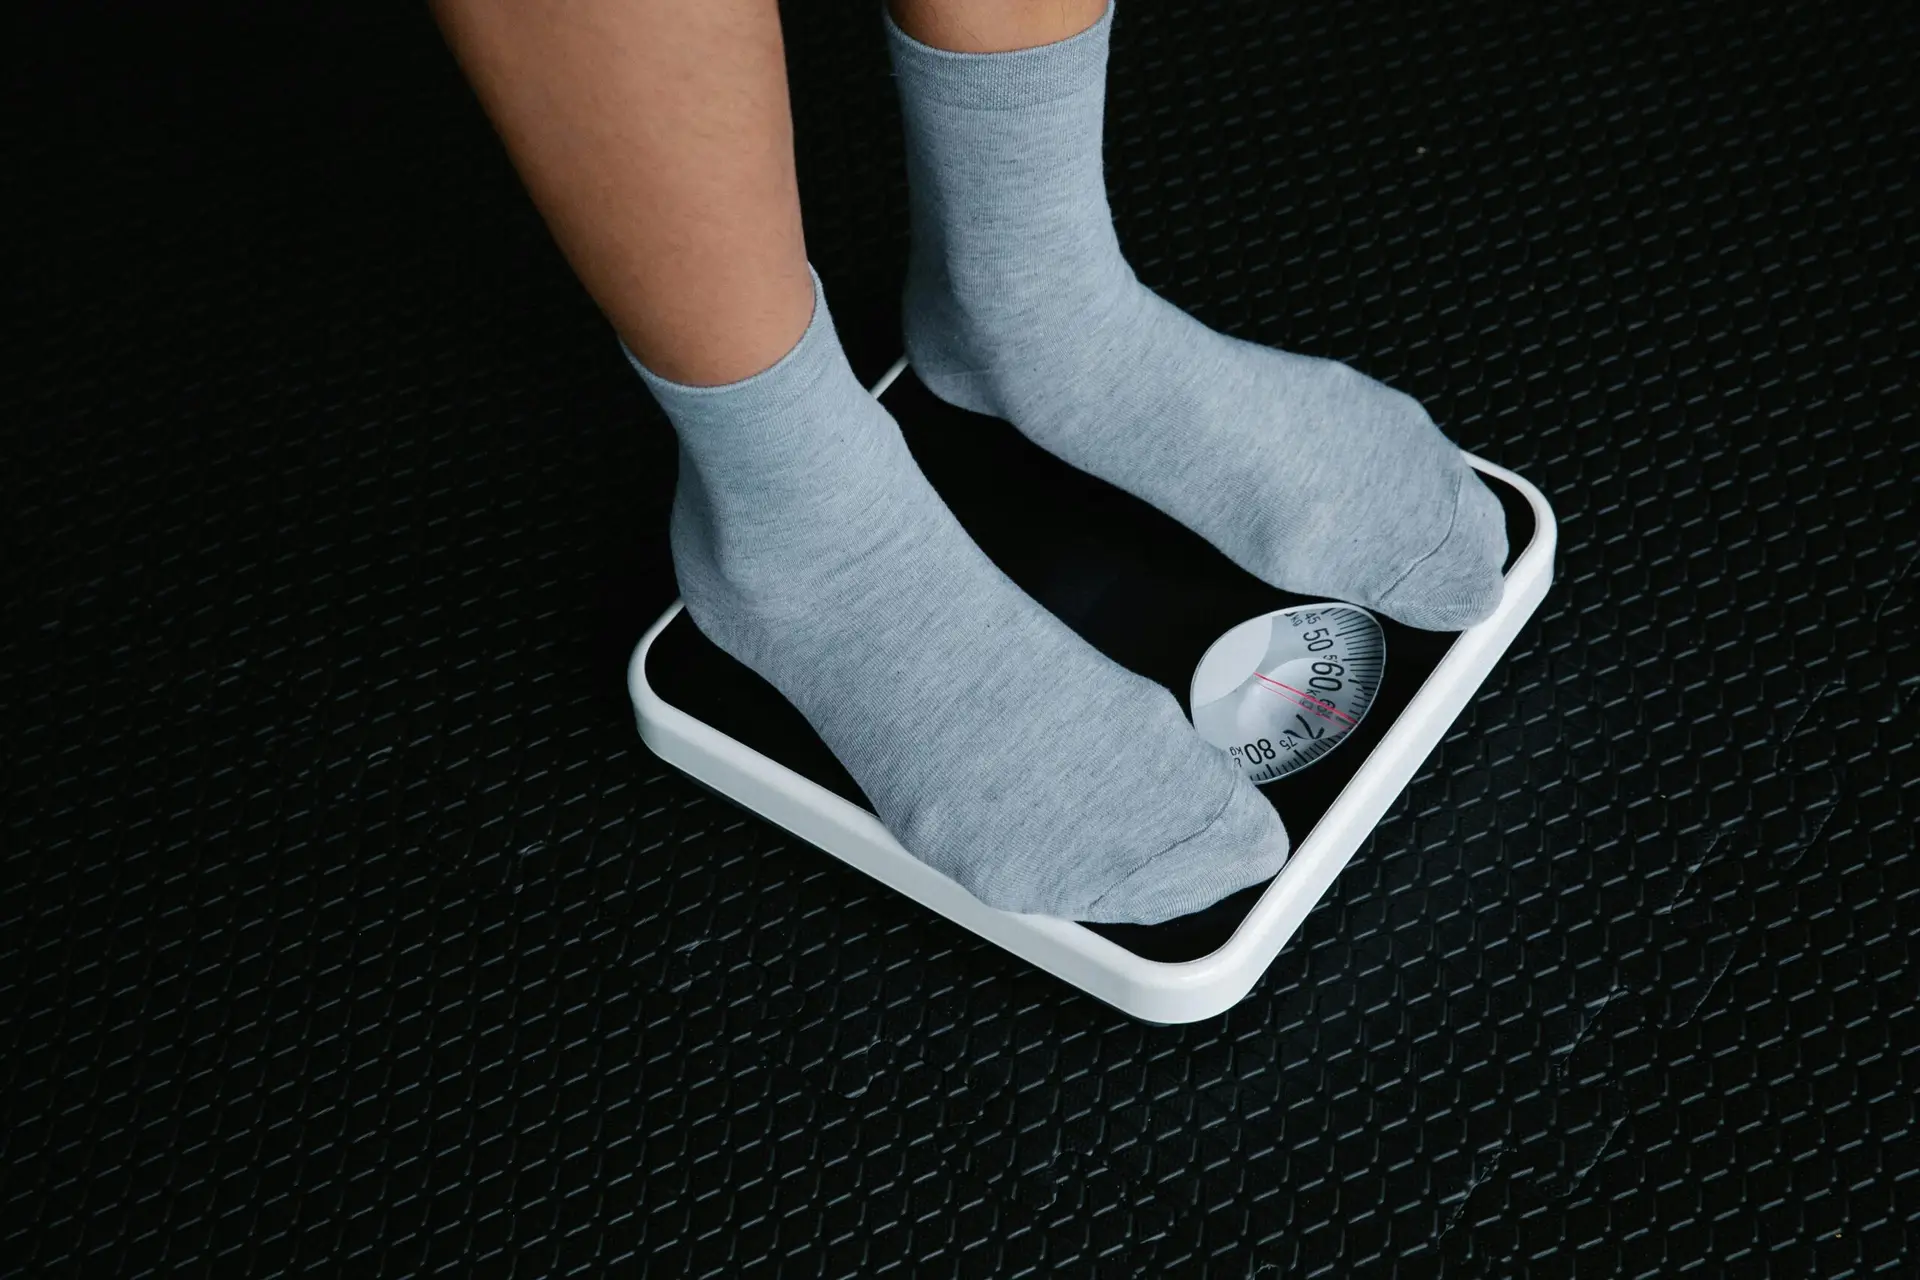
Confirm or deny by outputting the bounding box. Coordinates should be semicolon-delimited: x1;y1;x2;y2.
1253;673;1358;726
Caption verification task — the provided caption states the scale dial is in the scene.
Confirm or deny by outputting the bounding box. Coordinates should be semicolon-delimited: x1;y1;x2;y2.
1189;603;1386;784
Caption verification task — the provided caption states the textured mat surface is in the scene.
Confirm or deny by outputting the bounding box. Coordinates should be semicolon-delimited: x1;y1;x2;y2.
4;1;1916;1275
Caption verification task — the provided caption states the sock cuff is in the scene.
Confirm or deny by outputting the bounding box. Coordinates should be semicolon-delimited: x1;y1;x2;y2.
883;2;1113;110
623;267;843;428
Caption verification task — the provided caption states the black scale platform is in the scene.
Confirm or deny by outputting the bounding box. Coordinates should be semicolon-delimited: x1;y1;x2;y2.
650;368;1540;964
4;1;1915;1275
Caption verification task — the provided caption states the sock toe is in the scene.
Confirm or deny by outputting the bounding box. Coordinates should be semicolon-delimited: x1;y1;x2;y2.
1374;468;1508;631
1078;768;1291;925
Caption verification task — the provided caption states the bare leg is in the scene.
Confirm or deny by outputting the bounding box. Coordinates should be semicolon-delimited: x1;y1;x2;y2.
429;0;811;386
889;0;1107;54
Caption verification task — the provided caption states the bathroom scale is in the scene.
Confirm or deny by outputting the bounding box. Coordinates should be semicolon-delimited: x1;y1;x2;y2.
629;357;1556;1023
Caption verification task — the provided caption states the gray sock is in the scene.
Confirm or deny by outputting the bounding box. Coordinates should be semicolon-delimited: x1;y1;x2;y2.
629;272;1288;924
886;2;1506;630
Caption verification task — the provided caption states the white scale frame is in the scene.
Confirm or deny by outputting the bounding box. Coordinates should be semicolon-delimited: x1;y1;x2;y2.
627;357;1557;1024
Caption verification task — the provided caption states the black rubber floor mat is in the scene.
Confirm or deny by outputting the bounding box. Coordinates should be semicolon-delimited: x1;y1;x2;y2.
4;1;1915;1275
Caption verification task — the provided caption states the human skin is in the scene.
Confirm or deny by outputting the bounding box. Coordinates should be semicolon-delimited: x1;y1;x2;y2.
428;0;1106;386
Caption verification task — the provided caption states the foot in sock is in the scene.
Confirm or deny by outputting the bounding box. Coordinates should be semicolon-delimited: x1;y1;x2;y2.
886;3;1506;630
630;272;1289;924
